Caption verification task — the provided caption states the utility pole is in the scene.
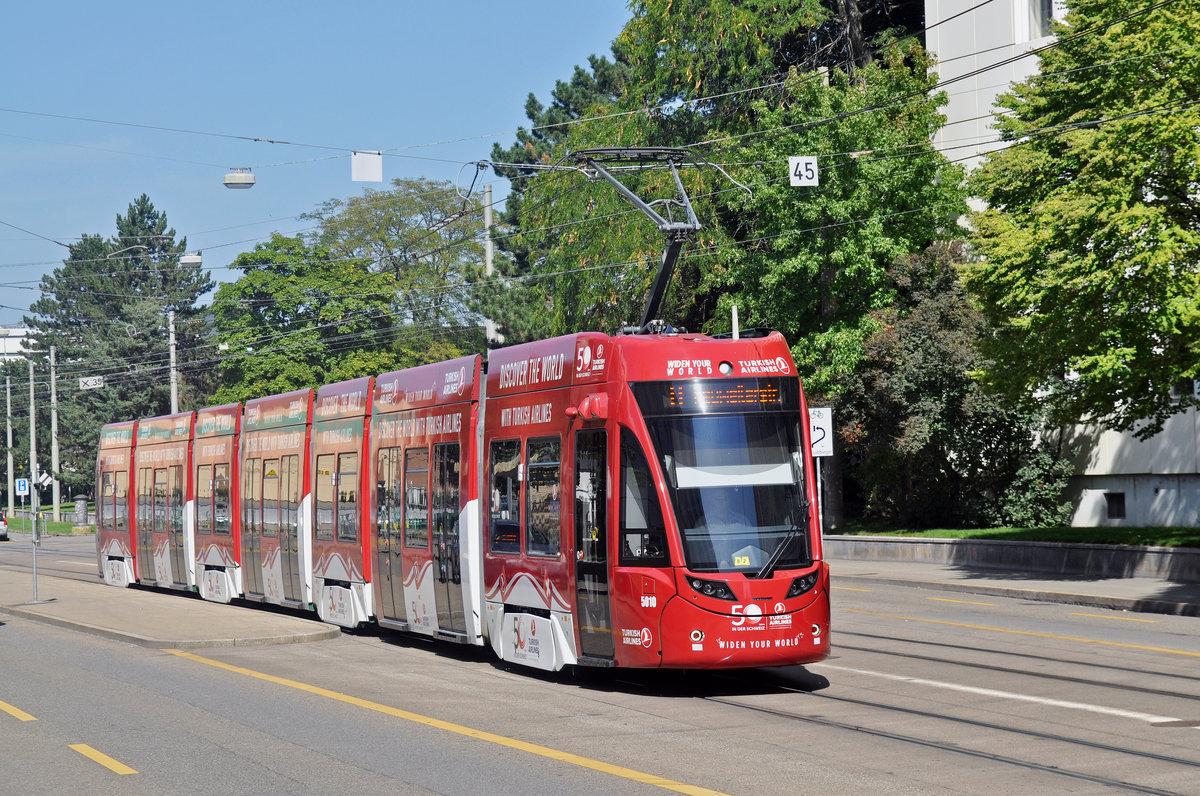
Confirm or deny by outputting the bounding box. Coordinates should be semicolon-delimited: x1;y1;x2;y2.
50;346;60;521
483;184;499;347
28;360;36;523
6;376;12;519
169;309;178;414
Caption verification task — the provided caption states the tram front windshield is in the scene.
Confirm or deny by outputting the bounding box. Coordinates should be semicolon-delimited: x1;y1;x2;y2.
633;379;811;575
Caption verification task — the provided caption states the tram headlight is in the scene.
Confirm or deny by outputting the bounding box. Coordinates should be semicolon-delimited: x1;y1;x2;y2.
687;576;736;601
786;572;820;598
718;361;734;376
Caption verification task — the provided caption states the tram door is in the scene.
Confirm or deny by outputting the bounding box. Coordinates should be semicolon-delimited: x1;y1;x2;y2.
574;429;613;658
279;455;303;603
432;443;465;633
165;465;187;585
136;467;156;583
241;458;263;596
375;447;406;623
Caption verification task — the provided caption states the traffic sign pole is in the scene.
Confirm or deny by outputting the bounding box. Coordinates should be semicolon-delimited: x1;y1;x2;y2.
16;477;50;605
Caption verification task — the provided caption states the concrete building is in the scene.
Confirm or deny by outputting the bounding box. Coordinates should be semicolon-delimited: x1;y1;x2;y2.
0;326;31;362
924;0;1197;527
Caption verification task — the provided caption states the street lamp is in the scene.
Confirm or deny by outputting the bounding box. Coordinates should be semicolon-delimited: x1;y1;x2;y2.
223;168;255;189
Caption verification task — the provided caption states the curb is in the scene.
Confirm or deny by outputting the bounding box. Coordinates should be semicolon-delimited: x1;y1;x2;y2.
824;535;1200;583
832;571;1200;617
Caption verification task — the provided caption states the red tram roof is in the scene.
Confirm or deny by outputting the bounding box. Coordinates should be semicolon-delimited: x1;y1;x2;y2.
195;404;240;438
136;412;194;445
243;389;312;431
98;421;136;449
485;333;610;396
375;355;481;413
314;377;372;421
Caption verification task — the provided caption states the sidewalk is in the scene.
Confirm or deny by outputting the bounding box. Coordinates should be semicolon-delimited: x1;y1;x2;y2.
0;565;339;649
828;555;1200;617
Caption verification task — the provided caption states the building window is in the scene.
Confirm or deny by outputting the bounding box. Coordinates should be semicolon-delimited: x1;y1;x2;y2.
1104;492;1126;520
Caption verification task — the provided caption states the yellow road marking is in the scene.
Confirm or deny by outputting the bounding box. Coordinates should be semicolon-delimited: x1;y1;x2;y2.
833;586;872;592
845;608;1200;658
166;649;726;796
1071;612;1158;623
69;744;138;775
928;597;997;607
0;699;36;722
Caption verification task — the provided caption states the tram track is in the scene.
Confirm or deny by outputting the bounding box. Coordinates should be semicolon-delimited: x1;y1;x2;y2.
834;635;1200;705
0;542;100;585
704;688;1198;795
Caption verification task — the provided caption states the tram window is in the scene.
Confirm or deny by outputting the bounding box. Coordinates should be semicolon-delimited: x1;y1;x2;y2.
619;429;669;567
169;466;183;532
100;472;115;530
213;463;232;535
114;471;128;531
377;448;402;545
244;458;262;535
575;430;607;565
262;459;280;537
138;467;152;529
196;465;213;534
433;443;461;579
404;448;429;548
490;439;521;554
526;437;561;557
280;456;298;536
154;468;169;532
314;454;335;541
338;452;359;542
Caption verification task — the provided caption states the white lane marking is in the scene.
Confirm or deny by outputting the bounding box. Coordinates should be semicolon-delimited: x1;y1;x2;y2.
814;663;1191;726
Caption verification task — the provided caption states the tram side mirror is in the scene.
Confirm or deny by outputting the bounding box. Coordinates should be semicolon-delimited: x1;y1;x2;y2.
662;455;677;489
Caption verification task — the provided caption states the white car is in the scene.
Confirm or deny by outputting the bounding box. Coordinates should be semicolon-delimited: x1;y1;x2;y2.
0;511;7;541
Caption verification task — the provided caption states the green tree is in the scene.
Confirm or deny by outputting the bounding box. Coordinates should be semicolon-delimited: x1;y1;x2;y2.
965;0;1200;436
21;196;211;496
303;178;484;351
211;234;428;403
840;243;1070;527
486;55;632;343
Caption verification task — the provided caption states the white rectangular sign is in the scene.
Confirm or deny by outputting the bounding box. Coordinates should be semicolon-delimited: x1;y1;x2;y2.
79;375;104;390
809;406;833;458
15;477;29;496
789;156;819;186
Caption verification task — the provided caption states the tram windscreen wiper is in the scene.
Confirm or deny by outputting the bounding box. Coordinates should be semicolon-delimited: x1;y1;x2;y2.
755;514;807;580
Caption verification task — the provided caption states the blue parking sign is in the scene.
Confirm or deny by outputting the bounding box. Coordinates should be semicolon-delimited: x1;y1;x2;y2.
16;478;29;496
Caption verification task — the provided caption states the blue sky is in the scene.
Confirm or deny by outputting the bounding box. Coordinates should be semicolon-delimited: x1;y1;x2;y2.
0;1;632;326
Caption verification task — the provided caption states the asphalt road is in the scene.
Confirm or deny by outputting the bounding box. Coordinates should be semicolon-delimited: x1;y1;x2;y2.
1;538;1198;794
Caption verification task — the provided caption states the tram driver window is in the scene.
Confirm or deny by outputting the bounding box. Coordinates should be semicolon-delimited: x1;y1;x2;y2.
490;439;520;554
526;437;561;557
619;429;669;566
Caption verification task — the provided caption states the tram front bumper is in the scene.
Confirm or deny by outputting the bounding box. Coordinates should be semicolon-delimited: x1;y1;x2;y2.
658;590;831;669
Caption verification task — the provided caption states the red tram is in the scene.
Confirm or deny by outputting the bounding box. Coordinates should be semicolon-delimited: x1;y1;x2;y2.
97;329;830;670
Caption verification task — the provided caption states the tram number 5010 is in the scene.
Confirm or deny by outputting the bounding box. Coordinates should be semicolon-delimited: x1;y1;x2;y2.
641;595;657;608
